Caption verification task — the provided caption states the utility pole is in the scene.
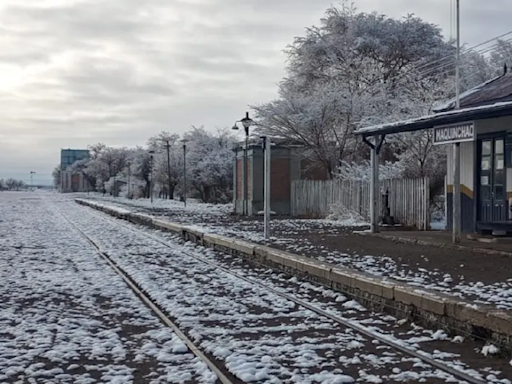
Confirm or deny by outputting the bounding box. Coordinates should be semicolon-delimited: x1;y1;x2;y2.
156;138;174;199
127;162;131;199
261;136;271;240
163;140;172;199
149;150;155;203
182;140;188;207
453;0;461;243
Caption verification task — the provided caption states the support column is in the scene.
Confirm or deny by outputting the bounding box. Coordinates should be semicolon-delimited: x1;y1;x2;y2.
453;143;461;243
370;136;380;233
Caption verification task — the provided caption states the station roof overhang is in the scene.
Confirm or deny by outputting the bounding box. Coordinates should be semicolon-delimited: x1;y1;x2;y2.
355;101;512;139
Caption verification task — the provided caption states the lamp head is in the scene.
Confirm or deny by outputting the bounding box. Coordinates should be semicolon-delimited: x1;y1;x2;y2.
240;111;253;129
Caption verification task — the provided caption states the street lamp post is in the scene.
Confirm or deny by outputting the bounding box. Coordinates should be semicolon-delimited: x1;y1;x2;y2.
30;171;35;191
181;139;189;207
149;150;155;203
232;111;254;216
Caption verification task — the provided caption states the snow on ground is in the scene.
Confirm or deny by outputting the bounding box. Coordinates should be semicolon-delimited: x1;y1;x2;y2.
71;193;367;230
78;195;512;312
57;196;512;383
0;192;216;384
72;193;232;218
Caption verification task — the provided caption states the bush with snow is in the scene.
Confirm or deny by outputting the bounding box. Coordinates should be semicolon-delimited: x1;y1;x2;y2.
334;160;405;181
326;203;368;225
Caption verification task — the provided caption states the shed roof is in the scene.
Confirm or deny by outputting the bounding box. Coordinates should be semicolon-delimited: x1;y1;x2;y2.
434;72;512;112
355;101;512;137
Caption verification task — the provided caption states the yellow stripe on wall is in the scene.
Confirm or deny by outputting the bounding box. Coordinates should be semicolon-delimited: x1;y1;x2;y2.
446;184;474;199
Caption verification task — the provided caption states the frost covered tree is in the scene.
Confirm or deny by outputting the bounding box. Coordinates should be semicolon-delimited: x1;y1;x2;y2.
459;50;496;92
69;158;95;192
80;144;129;192
52;166;61;188
4;178;25;191
253;2;453;177
490;39;512;74
0;179;5;191
253;83;370;176
183;126;236;203
5;178;17;190
56;125;236;202
15;180;25;190
128;147;154;198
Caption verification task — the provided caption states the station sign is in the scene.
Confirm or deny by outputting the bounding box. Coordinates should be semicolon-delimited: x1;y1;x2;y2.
433;122;475;145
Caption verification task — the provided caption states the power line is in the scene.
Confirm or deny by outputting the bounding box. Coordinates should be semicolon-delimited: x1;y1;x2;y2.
414;37;512;81
388;36;512;95
409;30;512;76
412;35;512;79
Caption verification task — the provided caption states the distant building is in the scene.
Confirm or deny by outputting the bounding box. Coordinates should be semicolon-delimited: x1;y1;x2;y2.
59;149;91;193
60;149;90;170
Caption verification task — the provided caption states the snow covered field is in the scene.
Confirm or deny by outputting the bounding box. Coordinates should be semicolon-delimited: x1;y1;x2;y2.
0;192;216;384
55;195;512;383
78;194;512;312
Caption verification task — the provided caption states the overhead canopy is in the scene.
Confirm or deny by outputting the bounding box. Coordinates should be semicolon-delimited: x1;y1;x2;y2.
355;101;512;138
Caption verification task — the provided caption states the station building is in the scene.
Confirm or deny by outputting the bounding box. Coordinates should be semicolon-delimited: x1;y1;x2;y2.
357;69;512;235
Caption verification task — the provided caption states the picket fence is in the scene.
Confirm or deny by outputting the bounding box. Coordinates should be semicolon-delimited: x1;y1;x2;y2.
291;178;430;230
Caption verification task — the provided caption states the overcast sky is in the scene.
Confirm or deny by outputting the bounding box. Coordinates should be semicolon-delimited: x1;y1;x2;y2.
1;0;511;184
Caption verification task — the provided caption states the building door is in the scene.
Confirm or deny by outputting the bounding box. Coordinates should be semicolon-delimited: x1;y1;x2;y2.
71;174;80;192
479;137;506;222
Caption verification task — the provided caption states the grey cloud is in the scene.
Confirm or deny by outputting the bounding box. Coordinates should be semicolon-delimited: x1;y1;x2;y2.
0;0;510;183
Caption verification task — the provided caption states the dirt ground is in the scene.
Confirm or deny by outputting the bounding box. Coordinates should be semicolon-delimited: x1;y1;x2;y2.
280;228;512;286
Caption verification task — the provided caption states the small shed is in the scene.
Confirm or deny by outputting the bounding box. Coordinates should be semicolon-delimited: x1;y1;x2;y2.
233;142;328;216
356;70;512;235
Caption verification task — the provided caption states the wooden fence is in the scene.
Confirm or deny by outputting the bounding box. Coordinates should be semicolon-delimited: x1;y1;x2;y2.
291;178;430;230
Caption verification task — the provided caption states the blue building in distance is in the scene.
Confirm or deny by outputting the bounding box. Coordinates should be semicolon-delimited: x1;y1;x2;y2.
59;149;91;192
60;149;90;170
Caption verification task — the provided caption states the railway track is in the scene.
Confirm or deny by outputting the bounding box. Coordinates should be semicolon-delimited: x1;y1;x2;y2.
52;200;236;384
58;199;489;384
